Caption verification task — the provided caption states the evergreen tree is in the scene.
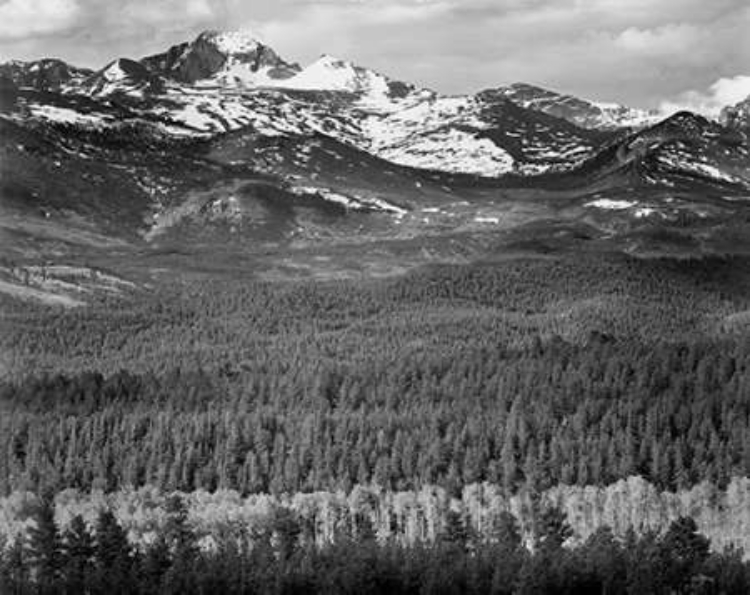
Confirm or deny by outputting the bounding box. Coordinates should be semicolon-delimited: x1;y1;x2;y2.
488;512;525;595
61;515;95;594
354;512;377;543
162;494;199;594
660;516;711;591
535;506;573;553
94;509;133;591
488;511;522;550
140;534;171;594
439;509;471;551
580;526;625;595
271;507;302;560
0;538;31;595
624;529;665;595
27;497;62;594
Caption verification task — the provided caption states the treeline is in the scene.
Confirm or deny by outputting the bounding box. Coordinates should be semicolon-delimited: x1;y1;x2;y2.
3;495;750;594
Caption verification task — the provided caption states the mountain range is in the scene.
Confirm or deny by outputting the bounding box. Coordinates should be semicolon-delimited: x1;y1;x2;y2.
1;30;749;300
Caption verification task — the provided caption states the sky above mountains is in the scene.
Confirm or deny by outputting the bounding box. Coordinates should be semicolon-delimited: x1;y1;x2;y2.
0;0;748;112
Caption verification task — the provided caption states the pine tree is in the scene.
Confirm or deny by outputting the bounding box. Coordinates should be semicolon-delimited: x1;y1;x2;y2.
61;515;95;593
354;512;377;543
271;507;302;560
141;534;172;593
488;511;522;550
440;510;470;550
162;494;199;594
27;496;62;593
580;526;625;595
1;538;30;595
488;511;525;595
94;509;132;591
660;516;710;591
535;506;573;553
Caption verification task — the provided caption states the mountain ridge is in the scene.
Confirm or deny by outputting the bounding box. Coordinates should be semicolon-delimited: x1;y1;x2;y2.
140;30;301;87
1;29;749;283
4;30;741;128
493;82;662;130
722;95;750;131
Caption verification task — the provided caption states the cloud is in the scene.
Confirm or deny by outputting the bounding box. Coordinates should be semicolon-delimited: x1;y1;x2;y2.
0;0;219;64
245;0;750;106
0;0;216;44
89;0;216;38
0;0;80;39
614;24;698;54
660;76;750;117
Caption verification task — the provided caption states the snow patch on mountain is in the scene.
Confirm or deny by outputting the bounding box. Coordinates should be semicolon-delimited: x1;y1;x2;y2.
196;64;281;88
378;128;515;176
285;56;379;93
497;83;660;130
209;31;263;55
85;61;133;95
359;94;523;175
363;96;479;150
586;199;636;210
658;152;744;185
27;105;112;126
278;55;432;113
101;61;128;82
290;185;408;214
585;101;662;129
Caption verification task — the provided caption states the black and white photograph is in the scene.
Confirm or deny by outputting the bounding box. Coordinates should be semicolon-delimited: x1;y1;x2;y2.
1;0;750;593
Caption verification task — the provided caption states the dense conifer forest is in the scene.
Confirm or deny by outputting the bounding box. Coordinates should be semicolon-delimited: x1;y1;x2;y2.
2;253;750;591
1;255;750;496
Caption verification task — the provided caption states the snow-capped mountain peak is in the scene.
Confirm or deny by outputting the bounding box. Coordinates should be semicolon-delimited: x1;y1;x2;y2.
7;29;746;188
497;82;661;130
721;95;750;131
286;55;385;93
280;54;432;113
79;58;165;96
199;29;263;55
100;59;133;82
140;30;300;86
0;58;93;92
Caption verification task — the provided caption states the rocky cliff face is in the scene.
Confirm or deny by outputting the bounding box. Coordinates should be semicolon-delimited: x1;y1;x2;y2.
721;96;750;132
81;58;166;96
495;82;661;130
0;59;93;91
140;30;300;85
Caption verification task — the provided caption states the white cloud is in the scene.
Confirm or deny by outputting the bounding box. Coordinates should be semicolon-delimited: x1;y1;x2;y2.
108;0;215;31
186;0;213;19
614;24;697;54
660;76;750;118
0;0;80;39
242;0;750;106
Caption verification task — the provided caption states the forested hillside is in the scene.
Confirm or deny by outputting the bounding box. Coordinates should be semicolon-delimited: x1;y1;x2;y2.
2;254;750;496
2;253;750;572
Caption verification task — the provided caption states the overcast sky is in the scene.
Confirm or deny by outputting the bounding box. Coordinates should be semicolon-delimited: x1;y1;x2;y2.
0;0;748;112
